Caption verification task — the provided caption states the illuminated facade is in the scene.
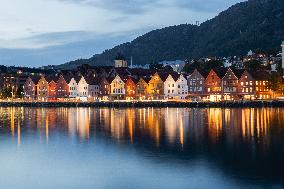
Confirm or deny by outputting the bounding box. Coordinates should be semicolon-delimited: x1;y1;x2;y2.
109;75;125;100
148;73;165;100
238;70;256;100
205;70;223;101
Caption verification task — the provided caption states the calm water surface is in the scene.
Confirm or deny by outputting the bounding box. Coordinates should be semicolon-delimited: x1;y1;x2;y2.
0;107;283;189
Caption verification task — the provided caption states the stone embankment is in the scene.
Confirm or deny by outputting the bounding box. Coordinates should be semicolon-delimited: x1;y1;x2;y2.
0;101;283;108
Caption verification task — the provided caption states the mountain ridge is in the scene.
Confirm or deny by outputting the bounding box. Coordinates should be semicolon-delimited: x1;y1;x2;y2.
56;0;284;69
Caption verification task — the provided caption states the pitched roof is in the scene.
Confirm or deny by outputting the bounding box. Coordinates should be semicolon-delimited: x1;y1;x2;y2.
196;69;209;78
213;68;228;78
45;75;59;83
157;72;170;82
231;68;245;79
85;76;100;85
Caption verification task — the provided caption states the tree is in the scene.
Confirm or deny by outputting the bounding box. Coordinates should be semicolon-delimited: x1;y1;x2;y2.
243;60;263;71
0;87;12;99
149;61;163;71
16;86;24;98
202;60;224;73
269;72;283;92
182;60;202;73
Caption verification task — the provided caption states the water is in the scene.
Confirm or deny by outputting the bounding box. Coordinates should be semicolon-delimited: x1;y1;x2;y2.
0;107;283;189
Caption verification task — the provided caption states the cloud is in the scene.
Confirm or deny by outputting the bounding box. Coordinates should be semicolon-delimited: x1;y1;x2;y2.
57;0;162;14
0;0;244;66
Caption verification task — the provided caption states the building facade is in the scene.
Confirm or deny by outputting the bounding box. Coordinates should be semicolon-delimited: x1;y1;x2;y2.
187;69;206;100
222;68;239;100
109;75;125;100
205;70;222;101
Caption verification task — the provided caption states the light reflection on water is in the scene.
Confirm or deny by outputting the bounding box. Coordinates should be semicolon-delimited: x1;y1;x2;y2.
0;107;283;189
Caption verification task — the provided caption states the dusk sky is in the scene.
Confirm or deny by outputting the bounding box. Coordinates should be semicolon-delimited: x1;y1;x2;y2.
0;0;244;67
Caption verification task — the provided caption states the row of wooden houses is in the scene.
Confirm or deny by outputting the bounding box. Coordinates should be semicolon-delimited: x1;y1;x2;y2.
23;67;272;101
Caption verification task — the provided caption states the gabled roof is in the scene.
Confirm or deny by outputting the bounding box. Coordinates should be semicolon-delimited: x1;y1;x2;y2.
106;77;115;83
231;68;245;79
195;69;209;78
63;74;74;84
45;75;59;83
157;72;170;82
85;76;100;85
124;76;139;84
213;68;228;79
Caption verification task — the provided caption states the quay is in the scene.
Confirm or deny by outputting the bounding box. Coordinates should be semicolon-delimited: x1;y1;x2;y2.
0;100;284;108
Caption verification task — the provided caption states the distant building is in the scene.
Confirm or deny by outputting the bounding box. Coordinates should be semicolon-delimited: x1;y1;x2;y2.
114;60;128;68
114;53;128;68
160;60;185;73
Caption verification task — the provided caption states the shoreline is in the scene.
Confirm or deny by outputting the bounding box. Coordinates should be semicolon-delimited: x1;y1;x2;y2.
0;101;284;108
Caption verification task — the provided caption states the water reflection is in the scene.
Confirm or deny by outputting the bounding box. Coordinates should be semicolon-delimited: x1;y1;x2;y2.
0;107;283;187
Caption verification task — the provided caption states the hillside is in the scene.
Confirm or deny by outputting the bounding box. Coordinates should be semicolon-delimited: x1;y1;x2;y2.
57;0;284;69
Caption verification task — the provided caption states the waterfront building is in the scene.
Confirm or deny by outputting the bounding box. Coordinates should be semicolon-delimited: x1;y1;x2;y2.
222;68;241;100
237;70;256;100
99;77;111;101
148;72;165;100
250;71;272;99
136;77;149;100
68;77;78;99
56;75;69;99
187;69;207;101
109;75;125;100
23;76;40;100
85;77;100;101
36;76;49;101
164;73;178;99
77;76;89;101
205;69;225;101
46;76;57;100
125;76;138;100
175;74;188;100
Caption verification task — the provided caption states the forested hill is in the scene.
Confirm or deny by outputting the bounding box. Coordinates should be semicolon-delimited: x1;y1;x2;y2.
57;0;284;69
